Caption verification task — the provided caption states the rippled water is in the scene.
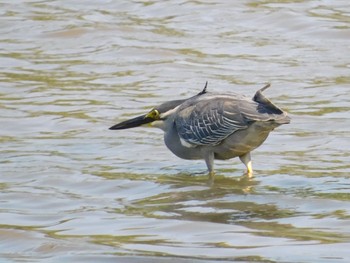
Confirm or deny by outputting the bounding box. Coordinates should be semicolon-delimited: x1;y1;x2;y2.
1;0;350;262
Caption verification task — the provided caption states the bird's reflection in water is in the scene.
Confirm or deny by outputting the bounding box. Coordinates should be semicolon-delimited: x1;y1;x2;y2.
159;170;259;195
207;171;256;192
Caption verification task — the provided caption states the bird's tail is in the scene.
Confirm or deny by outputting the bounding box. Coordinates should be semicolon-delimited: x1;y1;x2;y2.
253;83;291;125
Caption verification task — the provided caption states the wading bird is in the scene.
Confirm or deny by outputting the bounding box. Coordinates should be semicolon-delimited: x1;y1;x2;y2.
110;83;290;178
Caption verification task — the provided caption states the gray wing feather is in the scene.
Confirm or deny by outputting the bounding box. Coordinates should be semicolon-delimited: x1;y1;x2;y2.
175;98;248;146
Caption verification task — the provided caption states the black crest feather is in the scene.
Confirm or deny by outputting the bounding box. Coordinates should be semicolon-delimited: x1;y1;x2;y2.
197;81;208;96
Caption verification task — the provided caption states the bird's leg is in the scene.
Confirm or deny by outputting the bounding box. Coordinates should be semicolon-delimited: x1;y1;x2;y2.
239;152;253;177
204;151;215;180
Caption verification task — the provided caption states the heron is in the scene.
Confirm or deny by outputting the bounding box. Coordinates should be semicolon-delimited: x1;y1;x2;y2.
109;83;290;178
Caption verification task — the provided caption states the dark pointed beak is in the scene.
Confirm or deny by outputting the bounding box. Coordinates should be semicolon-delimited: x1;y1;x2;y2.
109;114;154;130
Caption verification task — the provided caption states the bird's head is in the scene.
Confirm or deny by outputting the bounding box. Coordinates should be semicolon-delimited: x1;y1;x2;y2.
109;99;186;130
109;82;208;130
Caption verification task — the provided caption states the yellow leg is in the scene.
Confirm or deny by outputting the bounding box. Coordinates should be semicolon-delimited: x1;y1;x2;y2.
239;153;253;177
246;160;253;178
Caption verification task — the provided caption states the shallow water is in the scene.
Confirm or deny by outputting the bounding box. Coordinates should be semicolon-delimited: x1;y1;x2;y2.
1;0;350;262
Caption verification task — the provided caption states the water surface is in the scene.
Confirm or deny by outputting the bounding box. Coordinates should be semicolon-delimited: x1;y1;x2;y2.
1;0;350;262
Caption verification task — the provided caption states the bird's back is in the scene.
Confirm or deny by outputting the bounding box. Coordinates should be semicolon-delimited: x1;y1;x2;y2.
174;86;290;148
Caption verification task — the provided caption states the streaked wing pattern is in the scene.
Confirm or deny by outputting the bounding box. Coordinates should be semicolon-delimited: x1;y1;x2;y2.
175;98;248;146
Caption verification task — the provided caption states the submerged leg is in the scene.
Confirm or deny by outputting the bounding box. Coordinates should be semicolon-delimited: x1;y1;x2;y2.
239;152;253;177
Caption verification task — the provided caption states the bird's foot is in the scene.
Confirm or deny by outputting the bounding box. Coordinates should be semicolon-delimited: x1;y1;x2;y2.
207;171;215;186
246;170;253;178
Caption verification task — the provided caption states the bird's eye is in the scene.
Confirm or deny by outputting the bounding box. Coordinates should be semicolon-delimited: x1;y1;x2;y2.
146;109;160;120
